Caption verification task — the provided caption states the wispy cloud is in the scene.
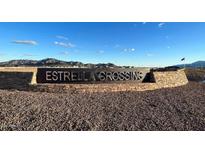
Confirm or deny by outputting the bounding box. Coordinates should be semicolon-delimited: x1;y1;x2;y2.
56;35;68;40
97;50;105;54
12;40;38;45
114;44;120;48
0;52;5;56
58;51;69;55
123;48;135;52
158;23;165;28
73;49;79;53
146;53;153;57
22;53;35;57
54;41;75;48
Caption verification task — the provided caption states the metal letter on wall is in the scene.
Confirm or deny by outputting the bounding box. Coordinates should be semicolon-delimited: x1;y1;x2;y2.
37;68;150;84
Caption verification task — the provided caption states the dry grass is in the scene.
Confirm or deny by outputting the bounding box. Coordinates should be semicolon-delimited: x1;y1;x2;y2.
0;82;205;131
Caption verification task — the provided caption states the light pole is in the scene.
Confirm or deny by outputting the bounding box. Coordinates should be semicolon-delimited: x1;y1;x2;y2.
181;57;185;69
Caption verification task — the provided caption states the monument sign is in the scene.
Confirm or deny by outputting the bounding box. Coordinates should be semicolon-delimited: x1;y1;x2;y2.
37;68;149;83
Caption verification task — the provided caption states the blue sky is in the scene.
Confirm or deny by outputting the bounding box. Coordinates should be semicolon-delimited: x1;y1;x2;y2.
0;22;205;67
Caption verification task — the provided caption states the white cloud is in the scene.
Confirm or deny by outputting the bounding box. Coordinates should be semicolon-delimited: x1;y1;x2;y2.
74;49;79;53
146;53;153;57
54;41;75;48
97;50;105;54
59;51;69;55
12;40;38;45
114;44;120;48
0;52;5;56
23;53;35;57
123;48;135;52
158;23;165;28
56;35;68;40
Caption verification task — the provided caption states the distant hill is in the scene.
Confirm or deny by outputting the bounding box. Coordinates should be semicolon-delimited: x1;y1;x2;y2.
0;58;124;68
176;61;205;68
1;58;204;69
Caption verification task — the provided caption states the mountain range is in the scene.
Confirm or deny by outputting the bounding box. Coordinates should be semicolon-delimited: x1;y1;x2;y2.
175;61;205;68
0;58;205;68
0;58;123;68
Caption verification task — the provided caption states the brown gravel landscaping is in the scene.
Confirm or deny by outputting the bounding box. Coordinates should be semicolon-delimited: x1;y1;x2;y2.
0;82;205;131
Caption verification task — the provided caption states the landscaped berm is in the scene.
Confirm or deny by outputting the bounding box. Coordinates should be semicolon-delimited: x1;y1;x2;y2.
0;67;205;130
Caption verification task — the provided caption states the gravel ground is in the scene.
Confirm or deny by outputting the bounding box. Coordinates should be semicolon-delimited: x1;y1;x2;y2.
0;82;205;131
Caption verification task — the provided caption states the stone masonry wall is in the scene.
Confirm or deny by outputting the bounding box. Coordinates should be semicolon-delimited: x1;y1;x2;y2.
0;67;188;92
30;69;189;93
0;72;33;90
152;69;188;88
